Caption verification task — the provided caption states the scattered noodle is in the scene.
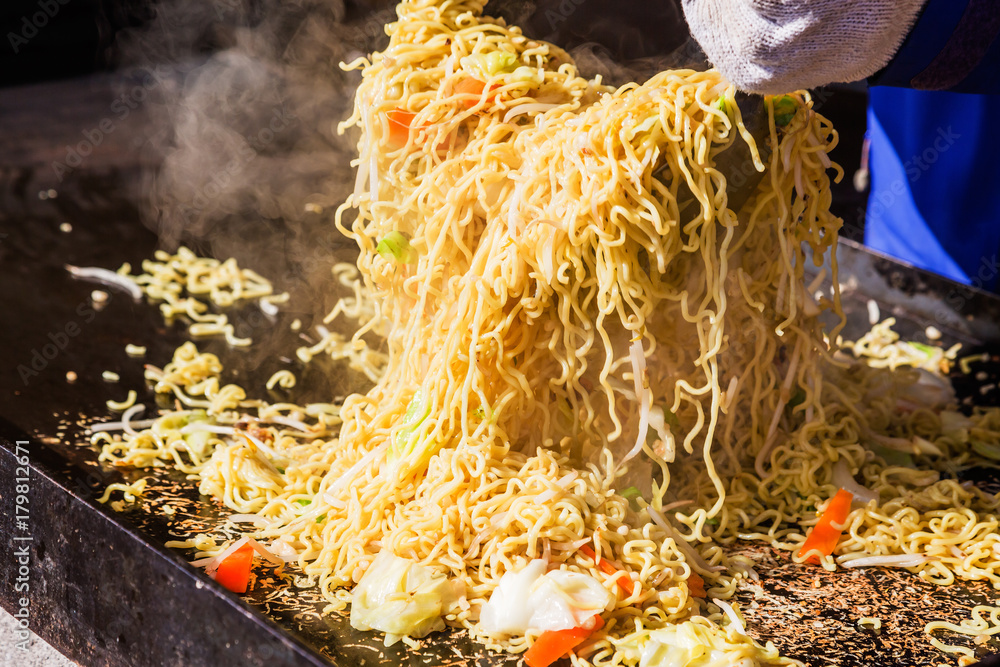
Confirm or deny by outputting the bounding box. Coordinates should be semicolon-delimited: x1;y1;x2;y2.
91;1;1000;665
97;478;148;505
106;390;137;412
926;605;1000;658
266;370;297;390
120;246;288;345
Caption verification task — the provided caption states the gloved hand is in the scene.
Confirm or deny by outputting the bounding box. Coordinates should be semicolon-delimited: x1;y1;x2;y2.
680;0;926;94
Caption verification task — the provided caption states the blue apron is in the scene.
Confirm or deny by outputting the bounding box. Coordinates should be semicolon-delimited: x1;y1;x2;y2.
863;0;1000;292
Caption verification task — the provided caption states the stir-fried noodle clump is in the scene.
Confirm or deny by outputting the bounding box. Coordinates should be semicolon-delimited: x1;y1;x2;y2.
94;1;1000;663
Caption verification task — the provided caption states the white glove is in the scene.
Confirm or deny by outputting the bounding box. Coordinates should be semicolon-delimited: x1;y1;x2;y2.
681;0;927;94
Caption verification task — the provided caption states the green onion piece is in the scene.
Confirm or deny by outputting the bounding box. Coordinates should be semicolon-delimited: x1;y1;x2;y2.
772;95;797;127
296;499;311;506
972;440;1000;461
620;486;643;510
705;518;720;526
316;514;326;524
376;231;418;264
276;467;285;475
869;443;915;468
714;97;728;114
621;486;641;500
663;410;680;430
909;342;937;357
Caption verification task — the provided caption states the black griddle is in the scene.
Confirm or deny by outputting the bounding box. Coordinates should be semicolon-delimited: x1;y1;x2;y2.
3;69;1000;667
4;176;1000;667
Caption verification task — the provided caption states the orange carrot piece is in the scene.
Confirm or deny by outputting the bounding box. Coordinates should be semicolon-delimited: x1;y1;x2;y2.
524;615;604;667
386;109;417;147
579;544;634;596
686;571;706;598
454;77;497;108
214;543;254;594
797;488;854;564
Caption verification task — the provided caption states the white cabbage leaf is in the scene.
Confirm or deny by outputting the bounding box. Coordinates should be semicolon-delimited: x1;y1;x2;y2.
616;622;763;667
479;559;613;636
350;551;460;646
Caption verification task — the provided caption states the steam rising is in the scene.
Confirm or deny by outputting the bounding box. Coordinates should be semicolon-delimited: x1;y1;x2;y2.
116;0;394;281
109;0;396;392
119;0;703;261
113;0;705;377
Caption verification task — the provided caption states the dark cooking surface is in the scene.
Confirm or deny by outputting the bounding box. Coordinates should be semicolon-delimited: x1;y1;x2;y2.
2;180;1000;667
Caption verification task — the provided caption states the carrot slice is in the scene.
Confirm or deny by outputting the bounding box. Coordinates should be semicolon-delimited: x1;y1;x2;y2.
686;571;706;598
214;543;254;594
454;77;497;108
579;544;634;596
386;109;418;147
524;615;604;667
797;488;854;564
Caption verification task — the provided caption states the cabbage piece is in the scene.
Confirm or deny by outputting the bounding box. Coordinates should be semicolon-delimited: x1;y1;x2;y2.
151;409;209;435
479;559;613;635
530;569;614;630
899;368;955;409
350;551;457;645
479;559;546;634
620;621;760;667
640;626;723;667
460;50;519;79
509;66;543;86
393;389;432;459
940;410;974;440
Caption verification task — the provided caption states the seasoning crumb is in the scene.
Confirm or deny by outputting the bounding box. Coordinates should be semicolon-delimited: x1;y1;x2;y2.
59;222;73;233
812;577;821;588
66;371;78;383
163;505;176;516
291;318;302;332
125;344;147;357
91;289;109;304
102;371;120;383
925;325;942;340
